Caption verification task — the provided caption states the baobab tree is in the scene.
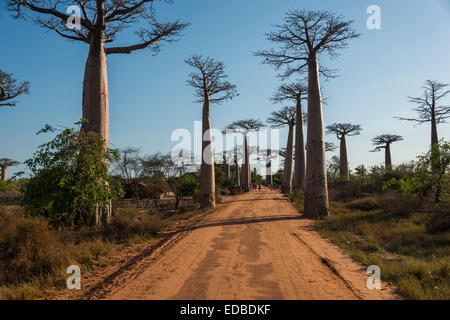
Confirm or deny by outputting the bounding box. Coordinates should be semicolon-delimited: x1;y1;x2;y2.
271;81;307;192
397;80;450;148
0;158;20;181
6;0;188;145
186;55;238;208
255;9;359;218
226;120;263;192
371;134;404;170
267;106;296;194
326;123;362;181
0;70;30;106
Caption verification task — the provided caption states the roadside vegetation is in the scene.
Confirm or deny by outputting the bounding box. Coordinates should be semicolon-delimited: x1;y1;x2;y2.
291;141;450;299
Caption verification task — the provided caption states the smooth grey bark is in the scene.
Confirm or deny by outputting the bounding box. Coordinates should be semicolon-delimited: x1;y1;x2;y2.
82;33;109;146
266;160;273;186
385;143;392;170
241;135;251;192
294;97;306;192
339;136;349;181
199;96;216;208
281;125;294;194
234;151;240;186
304;56;330;218
1;166;7;182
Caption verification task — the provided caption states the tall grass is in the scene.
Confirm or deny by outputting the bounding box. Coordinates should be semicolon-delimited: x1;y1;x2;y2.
315;197;450;300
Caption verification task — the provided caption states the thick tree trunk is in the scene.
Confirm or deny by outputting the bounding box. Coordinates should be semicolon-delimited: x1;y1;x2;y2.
1;166;6;182
266;151;273;186
224;163;231;179
431;110;440;173
339;136;349;181
304;55;330;218
281;125;294;194
241;135;251;192
235;160;240;186
385;144;392;170
82;33;109;147
294;97;306;192
199;97;216;208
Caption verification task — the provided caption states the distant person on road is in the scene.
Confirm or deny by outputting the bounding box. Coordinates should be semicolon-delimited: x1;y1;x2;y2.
258;184;261;191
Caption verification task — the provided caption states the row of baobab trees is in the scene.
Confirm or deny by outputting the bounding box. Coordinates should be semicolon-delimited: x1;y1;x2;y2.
1;2;449;219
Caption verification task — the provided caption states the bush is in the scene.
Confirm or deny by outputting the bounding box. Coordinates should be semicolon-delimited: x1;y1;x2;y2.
102;209;164;242
427;202;450;233
376;194;423;216
20;122;121;228
0;212;68;285
345;197;381;211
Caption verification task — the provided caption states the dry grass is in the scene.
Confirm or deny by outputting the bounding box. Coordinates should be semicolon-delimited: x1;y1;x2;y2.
0;203;206;300
315;199;450;300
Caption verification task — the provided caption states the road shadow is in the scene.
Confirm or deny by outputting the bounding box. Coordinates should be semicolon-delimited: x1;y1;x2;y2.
186;214;303;231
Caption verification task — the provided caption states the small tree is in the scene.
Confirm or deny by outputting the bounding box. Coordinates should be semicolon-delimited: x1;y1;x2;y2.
156;153;198;209
0;70;30;106
267;106;296;194
186;55;238;208
255;9;359;218
326;123;362;181
21;122;120;228
0;158;20;181
226;119;263;192
114;148;146;206
272;81;307;192
371;134;403;170
6;0;187;145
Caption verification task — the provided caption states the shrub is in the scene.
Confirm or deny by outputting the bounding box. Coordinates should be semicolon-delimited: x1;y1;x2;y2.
102;209;163;242
376;193;423;217
345;197;381;211
20;122;121;228
0;212;68;285
427;202;450;233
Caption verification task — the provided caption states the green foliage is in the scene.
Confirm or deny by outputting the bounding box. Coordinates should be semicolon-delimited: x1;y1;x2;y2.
381;141;450;202
251;168;264;184
272;169;283;186
345;197;381;211
222;178;236;187
20;122;121;228
215;166;225;189
180;173;200;197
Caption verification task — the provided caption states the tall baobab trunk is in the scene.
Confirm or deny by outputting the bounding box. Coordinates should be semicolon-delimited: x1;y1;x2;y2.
224;163;231;179
304;55;330;218
241;135;251;191
431;110;438;147
82;31;109;147
234;155;240;186
1;166;6;182
281;125;294;194
385;144;392;170
431;108;440;173
199;95;216;208
294;97;306;192
339;136;349;181
266;161;273;186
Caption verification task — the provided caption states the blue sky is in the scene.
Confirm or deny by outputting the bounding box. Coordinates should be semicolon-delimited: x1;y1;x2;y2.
1;0;450;176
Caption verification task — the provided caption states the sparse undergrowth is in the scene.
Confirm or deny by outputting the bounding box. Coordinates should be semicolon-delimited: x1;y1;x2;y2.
0;205;206;300
314;198;450;300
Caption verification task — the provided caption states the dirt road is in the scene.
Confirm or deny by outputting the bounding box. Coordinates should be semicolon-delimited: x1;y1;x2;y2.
101;189;398;300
